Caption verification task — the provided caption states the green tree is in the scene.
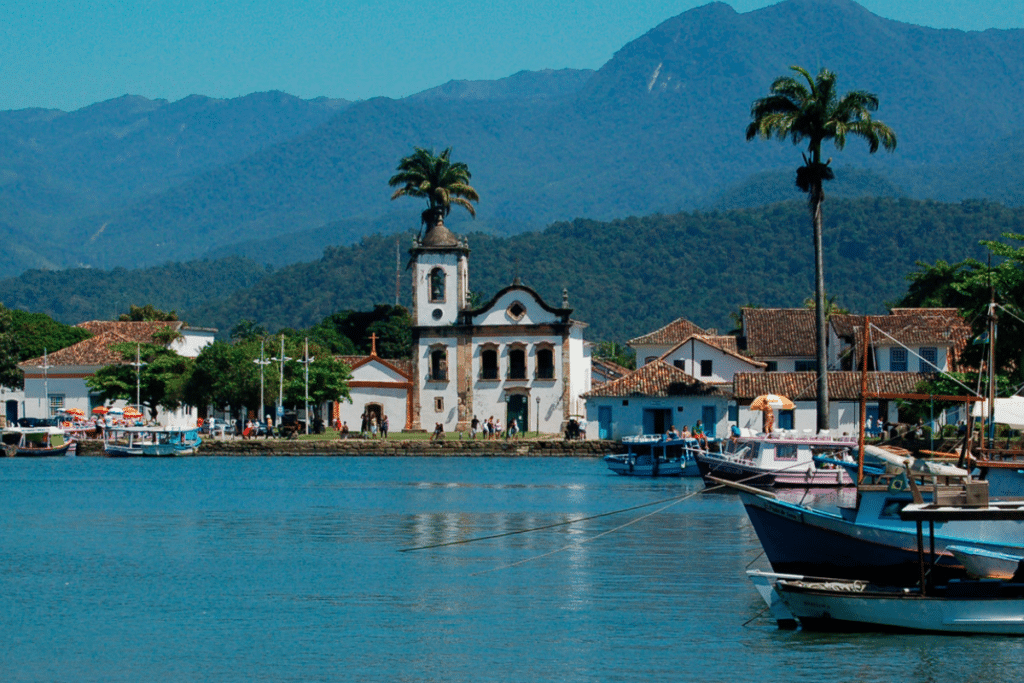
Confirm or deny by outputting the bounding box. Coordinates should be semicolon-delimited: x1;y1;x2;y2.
746;66;897;430
593;341;636;370
388;147;479;228
309;305;411;358
8;310;92;364
0;305;21;389
118;304;178;321
86;343;192;421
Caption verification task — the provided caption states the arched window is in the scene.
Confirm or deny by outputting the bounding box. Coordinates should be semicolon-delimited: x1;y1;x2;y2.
508;345;527;380
429;346;448;382
536;345;555;379
429;268;446;302
480;344;499;380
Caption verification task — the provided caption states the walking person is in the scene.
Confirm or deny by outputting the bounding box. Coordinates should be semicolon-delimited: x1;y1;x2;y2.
370;414;378;439
381;414;389;439
509;418;519;440
471;415;479;439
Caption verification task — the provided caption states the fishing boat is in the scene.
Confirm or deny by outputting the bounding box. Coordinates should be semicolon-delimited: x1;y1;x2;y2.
103;426;202;457
603;435;702;477
1;426;77;457
692;432;857;488
747;500;1024;635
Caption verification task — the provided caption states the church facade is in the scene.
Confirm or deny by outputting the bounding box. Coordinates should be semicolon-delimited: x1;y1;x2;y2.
408;218;591;434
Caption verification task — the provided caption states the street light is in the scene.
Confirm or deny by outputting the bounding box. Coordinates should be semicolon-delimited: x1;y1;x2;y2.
535;395;541;436
297;337;315;435
270;335;291;429
253;338;271;422
128;343;147;415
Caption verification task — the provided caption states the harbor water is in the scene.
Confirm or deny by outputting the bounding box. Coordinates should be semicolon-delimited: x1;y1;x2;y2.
3;456;1023;683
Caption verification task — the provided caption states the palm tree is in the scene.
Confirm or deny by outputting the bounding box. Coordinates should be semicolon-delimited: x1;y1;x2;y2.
388;147;479;230
746;66;896;431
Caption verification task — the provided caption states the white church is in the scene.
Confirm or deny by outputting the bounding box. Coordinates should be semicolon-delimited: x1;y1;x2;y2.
407;217;592;435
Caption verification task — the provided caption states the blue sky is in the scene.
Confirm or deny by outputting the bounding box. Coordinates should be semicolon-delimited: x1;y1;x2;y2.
1;0;1020;111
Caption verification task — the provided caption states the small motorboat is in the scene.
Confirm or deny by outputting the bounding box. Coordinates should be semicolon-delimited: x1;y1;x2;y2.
2;426;77;457
604;434;703;477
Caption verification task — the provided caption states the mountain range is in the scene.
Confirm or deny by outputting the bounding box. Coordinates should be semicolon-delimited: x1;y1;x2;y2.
2;0;1024;331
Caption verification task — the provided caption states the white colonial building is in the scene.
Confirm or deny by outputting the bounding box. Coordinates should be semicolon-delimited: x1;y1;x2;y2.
17;320;215;427
409;217;591;434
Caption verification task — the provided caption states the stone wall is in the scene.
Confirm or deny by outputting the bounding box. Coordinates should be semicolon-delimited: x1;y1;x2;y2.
77;438;616;458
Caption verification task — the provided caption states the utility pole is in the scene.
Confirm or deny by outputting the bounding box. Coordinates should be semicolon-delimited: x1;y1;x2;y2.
253;339;271;422
270;335;291;429
128;343;147;413
297;338;315;435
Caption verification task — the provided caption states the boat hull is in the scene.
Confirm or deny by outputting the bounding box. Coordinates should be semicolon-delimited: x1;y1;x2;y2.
777;579;1024;635
604;454;697;477
695;452;851;488
740;491;1024;584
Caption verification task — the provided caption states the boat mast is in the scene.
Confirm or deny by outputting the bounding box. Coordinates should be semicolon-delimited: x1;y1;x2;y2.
858;315;870;484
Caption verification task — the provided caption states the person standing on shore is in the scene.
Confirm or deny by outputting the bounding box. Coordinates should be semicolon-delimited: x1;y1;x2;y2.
471;416;479;439
360;412;368;438
370;414;378;439
381;415;389;439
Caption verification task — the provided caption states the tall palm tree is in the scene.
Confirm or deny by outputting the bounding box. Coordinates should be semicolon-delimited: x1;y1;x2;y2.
746;66;896;432
388;147;479;230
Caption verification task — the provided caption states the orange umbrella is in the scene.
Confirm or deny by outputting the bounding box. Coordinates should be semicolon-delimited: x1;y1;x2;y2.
66;407;85;417
92;406;110;415
750;394;795;411
123;407;143;419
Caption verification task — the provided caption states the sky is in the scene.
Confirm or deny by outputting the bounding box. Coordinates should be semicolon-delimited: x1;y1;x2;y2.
2;0;1021;112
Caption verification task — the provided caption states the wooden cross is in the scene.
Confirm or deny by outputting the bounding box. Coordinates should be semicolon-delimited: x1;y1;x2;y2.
370;333;378;356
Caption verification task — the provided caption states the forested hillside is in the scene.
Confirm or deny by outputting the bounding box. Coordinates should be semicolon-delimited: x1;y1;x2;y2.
3;0;1024;278
5;198;1020;343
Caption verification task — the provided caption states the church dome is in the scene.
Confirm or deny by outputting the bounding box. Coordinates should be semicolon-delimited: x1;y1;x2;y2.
421;221;460;247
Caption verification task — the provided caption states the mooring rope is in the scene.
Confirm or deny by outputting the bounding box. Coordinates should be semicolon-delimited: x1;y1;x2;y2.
467;484;721;576
398;487;716;552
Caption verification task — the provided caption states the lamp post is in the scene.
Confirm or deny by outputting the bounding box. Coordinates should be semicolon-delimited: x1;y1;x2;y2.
535;395;540;437
270;335;291;430
128;343;147;414
253;339;271;422
41;349;50;418
297;337;315;435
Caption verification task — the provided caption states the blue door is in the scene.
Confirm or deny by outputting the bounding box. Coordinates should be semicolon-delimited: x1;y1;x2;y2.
866;404;880;435
701;406;717;438
643;409;670;435
598;406;611;440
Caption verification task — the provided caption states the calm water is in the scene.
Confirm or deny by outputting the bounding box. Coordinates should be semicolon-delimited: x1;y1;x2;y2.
2;456;1023;683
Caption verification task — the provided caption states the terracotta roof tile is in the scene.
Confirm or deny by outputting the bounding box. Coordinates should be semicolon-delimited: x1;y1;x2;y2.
21;330;134;367
628;317;710;345
583;360;729;398
592;358;631;383
733;371;934;402
76;320;184;343
742;308;816;358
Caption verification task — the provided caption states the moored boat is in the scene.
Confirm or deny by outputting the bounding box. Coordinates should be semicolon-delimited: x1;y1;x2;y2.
603;434;702;477
1;426;77;457
103;426;202;457
693;432;856;488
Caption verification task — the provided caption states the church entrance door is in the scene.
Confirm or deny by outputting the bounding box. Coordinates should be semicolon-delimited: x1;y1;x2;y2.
507;395;528;435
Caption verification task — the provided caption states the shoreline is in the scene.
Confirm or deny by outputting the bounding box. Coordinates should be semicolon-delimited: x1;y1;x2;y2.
75;438;617;457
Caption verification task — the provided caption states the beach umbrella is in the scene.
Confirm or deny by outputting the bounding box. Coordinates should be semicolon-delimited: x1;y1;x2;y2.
66;407;85;417
92;406;109;415
123;407;143;419
750;394;795;411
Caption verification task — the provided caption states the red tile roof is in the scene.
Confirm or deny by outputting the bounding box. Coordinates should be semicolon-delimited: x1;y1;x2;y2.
76;320;184;342
336;355;413;379
733;371;935;402
628;317;711;345
583;360;729;398
742;308;816;358
21;330;135;367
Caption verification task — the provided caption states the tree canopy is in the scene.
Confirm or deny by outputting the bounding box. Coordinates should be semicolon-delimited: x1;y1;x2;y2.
388;147;479;227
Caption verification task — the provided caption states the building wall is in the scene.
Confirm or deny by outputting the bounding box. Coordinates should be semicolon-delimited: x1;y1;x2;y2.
735;401;897;436
585;396;732;441
661;341;761;384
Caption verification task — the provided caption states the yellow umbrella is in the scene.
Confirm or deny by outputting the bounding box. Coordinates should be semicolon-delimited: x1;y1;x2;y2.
750;394;795;411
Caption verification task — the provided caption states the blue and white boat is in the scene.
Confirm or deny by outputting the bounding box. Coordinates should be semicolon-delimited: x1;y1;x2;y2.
604;435;702;477
104;426;202;457
694;432;858;488
737;452;1024;584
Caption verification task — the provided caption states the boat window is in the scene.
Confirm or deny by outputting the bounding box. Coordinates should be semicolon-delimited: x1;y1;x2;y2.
880;498;910;519
775;444;799;461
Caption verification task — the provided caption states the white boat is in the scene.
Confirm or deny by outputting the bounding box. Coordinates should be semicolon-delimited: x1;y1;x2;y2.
748;570;1024;635
603;435;702;477
693;432;857;488
2;426;77;457
747;500;1024;634
103;426;202;457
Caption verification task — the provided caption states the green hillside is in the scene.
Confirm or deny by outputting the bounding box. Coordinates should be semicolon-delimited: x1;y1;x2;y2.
6;198;1018;344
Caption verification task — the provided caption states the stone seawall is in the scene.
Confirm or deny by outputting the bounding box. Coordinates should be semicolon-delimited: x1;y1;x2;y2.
77;438;617;458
